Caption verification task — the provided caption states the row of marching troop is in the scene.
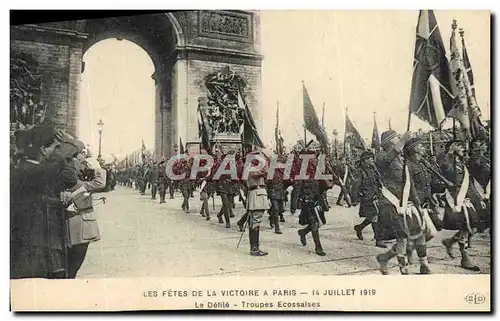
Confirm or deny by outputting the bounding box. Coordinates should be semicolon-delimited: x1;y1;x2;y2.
116;11;490;275
118;119;490;276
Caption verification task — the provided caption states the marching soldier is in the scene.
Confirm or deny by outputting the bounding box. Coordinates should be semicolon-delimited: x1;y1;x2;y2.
374;129;416;275
180;159;192;213
333;157;352;207
296;150;332;257
353;150;386;248
245;149;271;256
156;160;168;204
266;166;285;234
149;162;159;200
468;138;491;233
441;141;483;271
404;138;434;274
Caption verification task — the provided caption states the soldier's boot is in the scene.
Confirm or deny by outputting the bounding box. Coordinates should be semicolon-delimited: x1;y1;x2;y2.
397;256;410;275
459;242;480;271
224;210;231;229
376;249;397;275
311;229;326;256
298;226;311;246
354;219;370;241
249;227;268;256
217;208;224;224
442;233;459;259
273;216;282;234
237;212;248;232
280;213;285;223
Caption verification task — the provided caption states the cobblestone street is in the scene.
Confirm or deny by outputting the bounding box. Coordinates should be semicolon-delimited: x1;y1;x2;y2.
78;186;491;278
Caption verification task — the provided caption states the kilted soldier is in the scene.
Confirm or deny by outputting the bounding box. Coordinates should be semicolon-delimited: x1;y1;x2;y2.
156;161;168;204
468;139;491;233
149;162;159;200
404;138;436;274
296;152;332;257
334;157;352;207
180;159;192;213
216;174;233;228
245;150;271;256
374;129;419;275
353;150;386;248
289;179;302;214
266;168;285;234
441;141;483;271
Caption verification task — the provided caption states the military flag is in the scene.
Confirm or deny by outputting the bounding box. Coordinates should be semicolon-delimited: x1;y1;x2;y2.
345;112;367;150
460;28;486;139
449;20;471;133
371;111;380;151
275;102;284;155
408;10;454;129
303;82;329;151
141;139;146;162
237;88;265;148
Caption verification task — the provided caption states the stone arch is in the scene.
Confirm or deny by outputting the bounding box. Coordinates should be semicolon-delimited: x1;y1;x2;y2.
77;14;182;160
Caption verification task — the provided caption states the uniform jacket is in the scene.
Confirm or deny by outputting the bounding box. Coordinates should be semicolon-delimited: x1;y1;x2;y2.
63;159;106;246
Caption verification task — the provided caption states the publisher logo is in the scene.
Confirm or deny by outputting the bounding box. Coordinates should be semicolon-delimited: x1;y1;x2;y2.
465;293;486;305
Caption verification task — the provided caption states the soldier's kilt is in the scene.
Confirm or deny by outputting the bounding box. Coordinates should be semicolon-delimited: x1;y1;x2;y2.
377;202;406;241
299;201;326;226
442;203;480;231
358;199;378;220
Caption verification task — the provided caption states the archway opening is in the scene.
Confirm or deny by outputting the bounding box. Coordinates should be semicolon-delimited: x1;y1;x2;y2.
78;38;155;164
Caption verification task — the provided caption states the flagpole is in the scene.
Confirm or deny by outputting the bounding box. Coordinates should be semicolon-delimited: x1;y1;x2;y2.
322;102;325;128
343;106;347;158
302;80;307;149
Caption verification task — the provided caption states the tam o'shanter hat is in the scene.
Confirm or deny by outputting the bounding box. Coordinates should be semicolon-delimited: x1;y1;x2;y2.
404;137;422;154
380;130;398;146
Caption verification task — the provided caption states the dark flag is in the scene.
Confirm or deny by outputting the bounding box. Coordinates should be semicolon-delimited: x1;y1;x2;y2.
197;105;213;152
371;112;380;151
409;10;454;129
141;139;146;161
237;89;265;148
303;83;329;151
345;113;367;150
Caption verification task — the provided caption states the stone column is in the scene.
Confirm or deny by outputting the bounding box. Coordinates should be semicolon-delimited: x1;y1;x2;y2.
172;59;189;154
66;43;83;138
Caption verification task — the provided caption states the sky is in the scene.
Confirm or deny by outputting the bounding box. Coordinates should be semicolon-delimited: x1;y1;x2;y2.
78;10;490;159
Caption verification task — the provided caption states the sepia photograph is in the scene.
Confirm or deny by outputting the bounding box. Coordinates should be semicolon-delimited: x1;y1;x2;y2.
9;8;491;312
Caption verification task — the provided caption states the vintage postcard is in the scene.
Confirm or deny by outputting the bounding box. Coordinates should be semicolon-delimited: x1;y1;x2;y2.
9;9;491;312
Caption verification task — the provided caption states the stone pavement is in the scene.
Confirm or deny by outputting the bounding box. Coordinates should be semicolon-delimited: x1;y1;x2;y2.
78;186;491;278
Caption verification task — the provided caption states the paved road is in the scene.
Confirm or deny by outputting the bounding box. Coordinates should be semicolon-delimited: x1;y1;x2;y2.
78;186;491;278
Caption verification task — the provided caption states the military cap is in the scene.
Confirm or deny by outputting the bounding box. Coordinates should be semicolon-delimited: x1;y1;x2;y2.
381;130;398;146
403;137;422;154
54;138;86;159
